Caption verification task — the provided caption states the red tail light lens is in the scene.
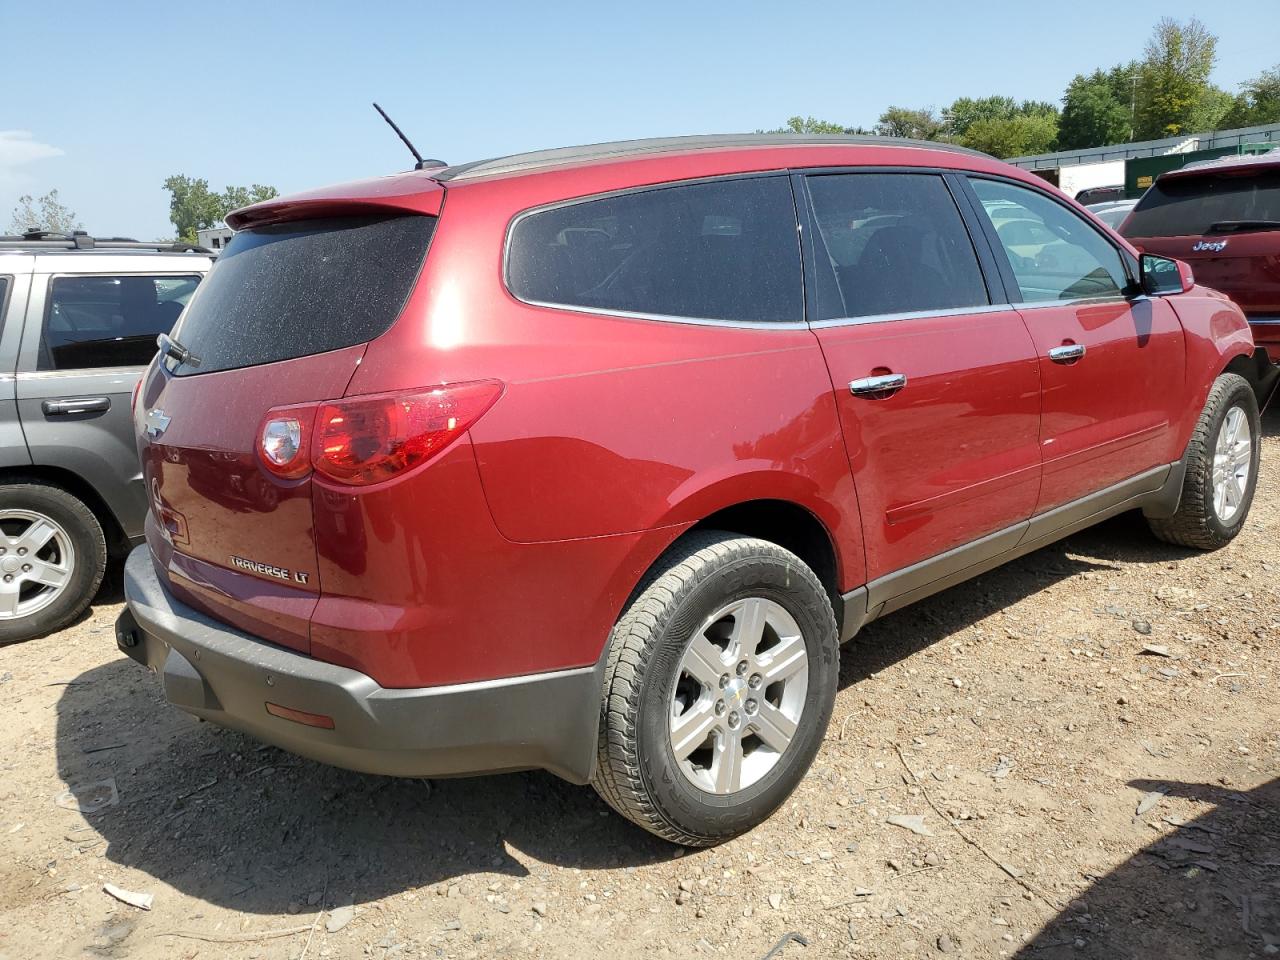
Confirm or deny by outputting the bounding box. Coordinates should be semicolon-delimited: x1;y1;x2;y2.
313;381;502;485
257;381;502;486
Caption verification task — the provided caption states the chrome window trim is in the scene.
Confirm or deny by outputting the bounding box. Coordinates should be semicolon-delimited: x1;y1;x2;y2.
808;302;1016;329
1012;295;1132;312
502;171;807;329
1246;316;1280;326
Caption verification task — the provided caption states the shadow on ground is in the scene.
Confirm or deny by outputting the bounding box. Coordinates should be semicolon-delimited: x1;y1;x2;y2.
1014;777;1280;959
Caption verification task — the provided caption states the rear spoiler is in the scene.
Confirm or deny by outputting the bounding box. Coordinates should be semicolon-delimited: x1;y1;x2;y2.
227;172;445;231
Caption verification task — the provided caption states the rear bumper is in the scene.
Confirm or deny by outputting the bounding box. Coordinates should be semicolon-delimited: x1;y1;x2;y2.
117;546;602;783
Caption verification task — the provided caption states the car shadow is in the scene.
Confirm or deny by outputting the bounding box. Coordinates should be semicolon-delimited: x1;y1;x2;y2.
48;508;1230;914
1264;402;1280;439
1012;776;1280;958
839;509;1189;688
54;655;673;915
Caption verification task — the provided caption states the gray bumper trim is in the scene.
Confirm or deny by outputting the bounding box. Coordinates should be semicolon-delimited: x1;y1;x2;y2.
118;546;602;784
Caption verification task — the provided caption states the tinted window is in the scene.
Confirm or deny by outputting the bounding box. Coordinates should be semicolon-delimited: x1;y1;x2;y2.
1122;169;1280;238
805;173;989;320
507;177;802;323
972;179;1128;302
42;274;201;370
169;214;435;376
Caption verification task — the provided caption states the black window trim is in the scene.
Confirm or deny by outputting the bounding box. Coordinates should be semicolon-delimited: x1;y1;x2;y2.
39;270;202;373
794;166;1008;329
501;170;809;330
955;173;1142;309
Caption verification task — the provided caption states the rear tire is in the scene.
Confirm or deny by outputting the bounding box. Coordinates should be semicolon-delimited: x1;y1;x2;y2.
1147;373;1261;550
591;531;839;846
0;483;107;646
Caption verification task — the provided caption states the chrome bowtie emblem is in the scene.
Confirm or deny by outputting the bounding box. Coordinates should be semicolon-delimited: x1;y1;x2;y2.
144;408;171;439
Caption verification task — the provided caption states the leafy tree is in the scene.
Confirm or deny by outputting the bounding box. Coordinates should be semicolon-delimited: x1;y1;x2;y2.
7;189;81;234
1188;85;1236;133
1221;64;1280;128
945;96;1019;138
961;113;1060;158
760;116;870;135
163;175;279;243
1134;17;1218;139
1058;64;1138;149
875;106;947;141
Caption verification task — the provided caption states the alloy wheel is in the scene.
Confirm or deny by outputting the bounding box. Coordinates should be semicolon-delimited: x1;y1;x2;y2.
0;510;75;619
668;597;809;795
1212;406;1252;523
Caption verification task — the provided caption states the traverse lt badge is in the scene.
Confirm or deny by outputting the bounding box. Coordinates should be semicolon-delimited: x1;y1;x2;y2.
230;555;311;584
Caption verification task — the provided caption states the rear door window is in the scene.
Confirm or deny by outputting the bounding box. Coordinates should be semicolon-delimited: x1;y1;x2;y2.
1122;169;1280;238
42;274;201;370
506;176;802;323
803;173;990;320
168;214;435;376
970;178;1129;303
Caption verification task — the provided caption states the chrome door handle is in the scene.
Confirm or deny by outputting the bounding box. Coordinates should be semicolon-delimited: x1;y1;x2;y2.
849;373;907;397
1048;344;1086;364
41;397;111;416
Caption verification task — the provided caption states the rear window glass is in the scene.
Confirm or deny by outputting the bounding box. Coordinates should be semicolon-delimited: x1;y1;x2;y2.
168;214;434;376
506;177;802;323
1122;169;1280;238
43;274;200;370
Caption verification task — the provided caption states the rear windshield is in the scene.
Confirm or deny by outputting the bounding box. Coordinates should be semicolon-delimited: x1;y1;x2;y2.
1122;169;1280;238
167;213;434;376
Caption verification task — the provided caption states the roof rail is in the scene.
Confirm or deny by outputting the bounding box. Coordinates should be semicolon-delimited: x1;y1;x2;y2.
0;231;212;254
432;133;990;182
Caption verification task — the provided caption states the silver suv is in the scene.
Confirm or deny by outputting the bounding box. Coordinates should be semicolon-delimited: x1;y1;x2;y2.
0;233;212;642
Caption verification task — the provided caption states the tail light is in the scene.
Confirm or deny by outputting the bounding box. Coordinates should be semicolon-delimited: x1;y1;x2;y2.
256;381;502;487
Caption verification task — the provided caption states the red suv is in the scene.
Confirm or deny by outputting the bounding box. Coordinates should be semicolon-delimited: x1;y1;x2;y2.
1122;152;1280;362
117;135;1277;845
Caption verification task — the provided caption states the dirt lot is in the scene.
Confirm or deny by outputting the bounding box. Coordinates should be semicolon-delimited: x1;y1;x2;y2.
2;409;1277;960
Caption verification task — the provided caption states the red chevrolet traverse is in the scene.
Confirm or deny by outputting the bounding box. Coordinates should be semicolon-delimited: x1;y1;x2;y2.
118;135;1277;845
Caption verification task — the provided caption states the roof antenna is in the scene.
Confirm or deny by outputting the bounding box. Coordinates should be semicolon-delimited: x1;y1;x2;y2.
372;102;445;170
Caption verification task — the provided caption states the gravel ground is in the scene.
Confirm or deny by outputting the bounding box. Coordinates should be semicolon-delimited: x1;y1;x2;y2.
1;408;1277;960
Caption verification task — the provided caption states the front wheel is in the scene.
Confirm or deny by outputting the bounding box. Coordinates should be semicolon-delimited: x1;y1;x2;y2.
1147;373;1261;550
591;532;839;846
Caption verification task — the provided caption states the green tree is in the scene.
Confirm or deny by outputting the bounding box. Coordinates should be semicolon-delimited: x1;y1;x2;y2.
759;116;871;135
7;189;81;234
1188;85;1235;133
1058;64;1138;149
874;106;947;141
960;112;1060;158
1221;64;1280;128
163;175;279;243
945;96;1019;138
1134;17;1218;139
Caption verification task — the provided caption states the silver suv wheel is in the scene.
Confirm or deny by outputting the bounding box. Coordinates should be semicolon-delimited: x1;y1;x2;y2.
1212;405;1252;523
0;509;75;619
669;597;809;794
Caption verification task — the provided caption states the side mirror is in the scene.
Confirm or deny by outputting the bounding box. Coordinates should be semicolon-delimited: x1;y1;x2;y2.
1140;254;1194;296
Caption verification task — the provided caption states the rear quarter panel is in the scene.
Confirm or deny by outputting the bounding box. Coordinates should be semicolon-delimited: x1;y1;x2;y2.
345;165;867;593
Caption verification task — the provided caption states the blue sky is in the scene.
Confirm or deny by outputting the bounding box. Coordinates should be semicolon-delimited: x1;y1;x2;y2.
4;0;1276;240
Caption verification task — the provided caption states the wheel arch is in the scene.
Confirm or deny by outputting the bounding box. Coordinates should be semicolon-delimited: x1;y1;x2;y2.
1223;348;1280;414
0;465;129;557
615;497;854;643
